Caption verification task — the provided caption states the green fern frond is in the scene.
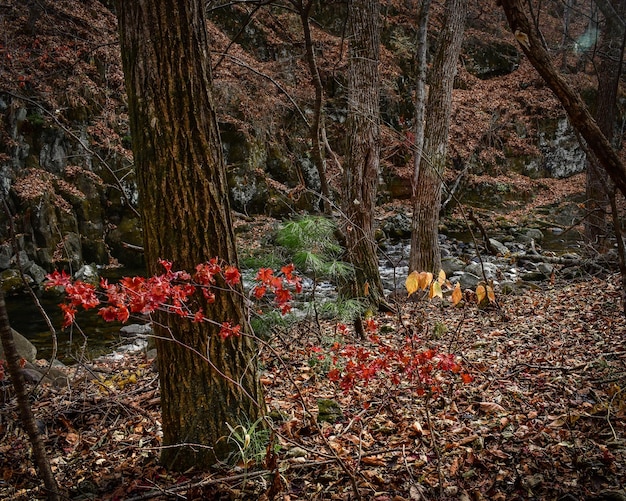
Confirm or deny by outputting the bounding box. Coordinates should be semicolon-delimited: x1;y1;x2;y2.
312;298;365;321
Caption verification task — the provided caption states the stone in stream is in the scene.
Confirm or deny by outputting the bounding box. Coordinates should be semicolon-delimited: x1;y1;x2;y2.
464;261;499;281
488;238;509;256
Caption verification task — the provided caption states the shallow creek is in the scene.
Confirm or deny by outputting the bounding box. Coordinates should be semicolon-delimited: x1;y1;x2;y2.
6;228;584;364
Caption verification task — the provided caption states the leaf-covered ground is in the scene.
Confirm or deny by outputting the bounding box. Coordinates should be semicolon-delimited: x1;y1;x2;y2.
2;269;625;500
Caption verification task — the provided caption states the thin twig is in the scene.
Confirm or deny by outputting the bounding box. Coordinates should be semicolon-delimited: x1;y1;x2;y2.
0;195;60;392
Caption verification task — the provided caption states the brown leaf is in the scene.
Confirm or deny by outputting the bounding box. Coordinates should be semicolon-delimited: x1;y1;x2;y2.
479;401;507;414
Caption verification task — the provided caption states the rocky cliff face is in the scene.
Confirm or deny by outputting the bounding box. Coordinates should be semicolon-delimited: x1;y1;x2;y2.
0;0;608;291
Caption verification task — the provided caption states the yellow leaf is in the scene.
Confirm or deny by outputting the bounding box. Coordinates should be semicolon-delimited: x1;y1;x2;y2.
476;285;486;304
420;271;433;290
429;280;443;299
437;269;446;284
451;282;462;306
363;281;370;296
487;285;496;303
405;271;420;296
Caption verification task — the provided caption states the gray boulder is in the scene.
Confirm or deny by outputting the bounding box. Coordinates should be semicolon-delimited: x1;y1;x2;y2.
519;228;544;243
488;238;509;256
1;269;33;294
453;272;481;289
0;329;37;362
120;323;153;338
74;264;99;285
441;257;466;276
382;213;412;239
21;361;68;388
464;262;499;281
27;262;48;285
0;244;11;270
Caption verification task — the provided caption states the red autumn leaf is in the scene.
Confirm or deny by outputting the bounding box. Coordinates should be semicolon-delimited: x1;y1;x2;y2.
365;318;378;333
275;288;292;306
194;261;219;285
116;305;130;323
65;281;100;309
120;275;145;291
218;322;241;340
60;303;77;328
201;288;216;303
224;266;241;286
158;259;173;274
253;285;267;299
280;263;295;279
269;276;283;290
45;270;72;289
99;306;119;322
256;267;274;283
193;309;205;323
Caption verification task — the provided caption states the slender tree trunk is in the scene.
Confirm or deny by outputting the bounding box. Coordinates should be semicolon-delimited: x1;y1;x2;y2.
0;290;62;500
499;0;626;199
412;0;432;198
115;0;263;470
298;0;332;214
343;0;385;315
585;0;625;251
409;0;467;273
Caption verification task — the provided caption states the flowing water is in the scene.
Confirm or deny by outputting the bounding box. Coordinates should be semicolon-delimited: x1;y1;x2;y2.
5;267;146;364
6;228;584;363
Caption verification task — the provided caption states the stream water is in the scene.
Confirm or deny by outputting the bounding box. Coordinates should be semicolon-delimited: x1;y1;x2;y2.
6;228;584;364
6;267;146;364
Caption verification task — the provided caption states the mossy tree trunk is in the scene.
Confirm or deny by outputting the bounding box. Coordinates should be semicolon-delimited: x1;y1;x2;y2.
409;0;467;274
342;0;385;315
115;0;263;470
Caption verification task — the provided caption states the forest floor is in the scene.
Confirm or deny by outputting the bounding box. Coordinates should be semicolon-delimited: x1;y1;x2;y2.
2;174;626;501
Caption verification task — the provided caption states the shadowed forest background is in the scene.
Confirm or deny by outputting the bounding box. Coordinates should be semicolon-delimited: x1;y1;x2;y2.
1;0;626;499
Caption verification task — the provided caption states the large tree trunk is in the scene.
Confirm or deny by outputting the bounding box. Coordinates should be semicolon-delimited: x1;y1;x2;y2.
342;0;385;314
585;0;625;251
409;0;467;273
115;0;263;470
499;0;626;199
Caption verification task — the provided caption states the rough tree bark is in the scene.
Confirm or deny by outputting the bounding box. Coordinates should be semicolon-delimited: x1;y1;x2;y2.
585;0;625;250
499;0;626;199
0;289;62;500
342;0;385;318
409;0;468;273
115;0;263;470
411;0;432;198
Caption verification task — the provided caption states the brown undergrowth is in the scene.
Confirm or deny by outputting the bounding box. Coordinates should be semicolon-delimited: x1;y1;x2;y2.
1;271;625;500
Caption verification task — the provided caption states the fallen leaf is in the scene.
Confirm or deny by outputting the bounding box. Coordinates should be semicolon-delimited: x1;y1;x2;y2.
479;402;507;414
451;282;462;305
